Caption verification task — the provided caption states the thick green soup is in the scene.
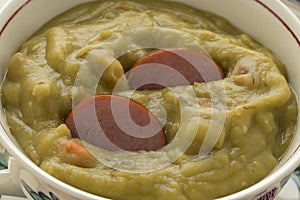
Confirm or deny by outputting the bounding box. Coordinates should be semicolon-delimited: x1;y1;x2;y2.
1;0;298;199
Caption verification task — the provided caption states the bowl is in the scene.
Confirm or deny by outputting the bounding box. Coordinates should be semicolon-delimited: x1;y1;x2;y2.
0;0;300;199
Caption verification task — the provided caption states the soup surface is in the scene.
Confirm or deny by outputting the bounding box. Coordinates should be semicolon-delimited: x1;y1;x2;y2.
1;0;298;199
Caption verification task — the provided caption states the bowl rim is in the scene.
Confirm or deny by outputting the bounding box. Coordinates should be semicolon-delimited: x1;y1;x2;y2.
0;0;299;199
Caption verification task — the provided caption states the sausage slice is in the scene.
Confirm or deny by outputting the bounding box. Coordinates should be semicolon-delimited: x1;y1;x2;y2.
65;95;166;151
127;48;224;90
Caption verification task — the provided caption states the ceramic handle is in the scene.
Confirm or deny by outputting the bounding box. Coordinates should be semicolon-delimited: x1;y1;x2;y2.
0;144;24;197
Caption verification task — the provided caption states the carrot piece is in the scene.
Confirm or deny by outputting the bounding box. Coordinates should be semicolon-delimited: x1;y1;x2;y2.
63;140;92;160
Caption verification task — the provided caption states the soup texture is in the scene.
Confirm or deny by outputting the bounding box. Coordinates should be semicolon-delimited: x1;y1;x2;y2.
1;0;298;199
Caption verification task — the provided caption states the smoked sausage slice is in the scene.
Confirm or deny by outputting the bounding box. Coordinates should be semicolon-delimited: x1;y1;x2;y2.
127;48;224;90
65;95;166;151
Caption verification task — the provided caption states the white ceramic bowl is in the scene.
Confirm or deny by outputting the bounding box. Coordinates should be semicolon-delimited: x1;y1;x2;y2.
0;0;300;200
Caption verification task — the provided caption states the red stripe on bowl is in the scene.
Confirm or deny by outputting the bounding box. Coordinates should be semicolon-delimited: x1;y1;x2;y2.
255;0;300;46
0;0;299;46
0;0;31;36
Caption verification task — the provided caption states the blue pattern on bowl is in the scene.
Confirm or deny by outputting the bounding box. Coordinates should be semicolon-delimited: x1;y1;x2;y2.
292;166;300;189
21;179;59;200
0;152;7;170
